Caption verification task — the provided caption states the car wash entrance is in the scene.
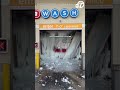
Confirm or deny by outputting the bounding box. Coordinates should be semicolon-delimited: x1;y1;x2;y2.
35;0;85;90
39;30;82;72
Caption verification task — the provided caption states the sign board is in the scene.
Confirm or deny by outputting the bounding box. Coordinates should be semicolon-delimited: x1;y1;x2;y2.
35;4;85;27
0;39;8;53
10;0;34;6
10;0;112;6
39;23;82;29
86;0;112;5
35;8;79;19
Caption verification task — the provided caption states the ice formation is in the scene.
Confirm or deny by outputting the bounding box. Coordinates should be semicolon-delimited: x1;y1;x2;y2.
40;31;82;72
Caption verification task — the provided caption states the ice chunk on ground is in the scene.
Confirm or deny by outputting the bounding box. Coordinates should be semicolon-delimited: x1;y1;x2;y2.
68;86;73;89
39;67;43;70
42;84;46;86
61;77;71;84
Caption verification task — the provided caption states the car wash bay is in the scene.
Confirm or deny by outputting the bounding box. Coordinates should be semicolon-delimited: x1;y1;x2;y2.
35;1;85;90
35;30;85;90
11;10;85;90
10;8;112;90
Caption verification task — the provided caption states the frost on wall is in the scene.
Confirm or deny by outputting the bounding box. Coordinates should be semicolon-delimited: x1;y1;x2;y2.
86;10;111;90
12;11;35;90
40;31;82;72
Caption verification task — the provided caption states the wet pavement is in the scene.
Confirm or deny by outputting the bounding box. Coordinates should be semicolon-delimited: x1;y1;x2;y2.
35;71;85;90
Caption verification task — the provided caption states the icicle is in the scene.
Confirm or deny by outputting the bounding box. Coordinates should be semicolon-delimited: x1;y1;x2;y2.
63;32;81;60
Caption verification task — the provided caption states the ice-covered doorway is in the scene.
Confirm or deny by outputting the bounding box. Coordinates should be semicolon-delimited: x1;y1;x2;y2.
40;30;82;72
11;10;35;90
85;9;112;90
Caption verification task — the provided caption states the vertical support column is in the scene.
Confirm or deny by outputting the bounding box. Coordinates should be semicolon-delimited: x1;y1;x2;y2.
35;25;40;70
113;0;120;89
82;24;85;70
1;0;11;90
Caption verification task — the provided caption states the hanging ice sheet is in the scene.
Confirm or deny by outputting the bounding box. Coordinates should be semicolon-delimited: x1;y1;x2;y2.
40;30;82;72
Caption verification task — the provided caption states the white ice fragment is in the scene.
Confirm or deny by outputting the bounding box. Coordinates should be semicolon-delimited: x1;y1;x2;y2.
55;79;58;83
78;85;81;87
49;66;54;70
39;80;43;82
81;75;85;78
61;77;71;84
68;86;73;89
39;67;43;70
48;76;51;78
42;84;45;86
38;72;41;75
35;75;38;78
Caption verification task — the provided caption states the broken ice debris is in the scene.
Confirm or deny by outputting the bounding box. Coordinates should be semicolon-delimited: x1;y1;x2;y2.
39;67;43;70
81;75;85;79
68;86;73;89
42;84;46;86
61;77;71;84
55;79;58;83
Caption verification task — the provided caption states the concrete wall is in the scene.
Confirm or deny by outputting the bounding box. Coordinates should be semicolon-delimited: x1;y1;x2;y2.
113;2;120;65
1;1;11;63
0;0;11;89
113;0;120;90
